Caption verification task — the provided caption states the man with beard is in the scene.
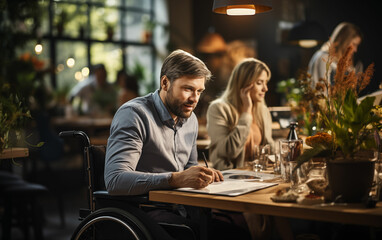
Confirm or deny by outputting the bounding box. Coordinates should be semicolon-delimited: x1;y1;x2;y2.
105;49;222;195
105;50;250;239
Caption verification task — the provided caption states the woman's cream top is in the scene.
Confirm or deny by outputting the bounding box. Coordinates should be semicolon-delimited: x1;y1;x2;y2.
206;99;274;170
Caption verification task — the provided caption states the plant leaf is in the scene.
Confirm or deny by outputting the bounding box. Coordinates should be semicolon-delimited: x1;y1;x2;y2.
293;144;329;172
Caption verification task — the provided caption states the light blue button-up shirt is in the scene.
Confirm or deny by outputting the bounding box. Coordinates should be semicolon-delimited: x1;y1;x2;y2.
105;90;199;195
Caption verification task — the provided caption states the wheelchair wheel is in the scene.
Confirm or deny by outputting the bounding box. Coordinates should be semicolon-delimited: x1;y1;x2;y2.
71;207;153;240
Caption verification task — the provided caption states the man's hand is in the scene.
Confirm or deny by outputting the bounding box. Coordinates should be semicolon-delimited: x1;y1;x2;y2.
169;166;224;189
212;168;224;183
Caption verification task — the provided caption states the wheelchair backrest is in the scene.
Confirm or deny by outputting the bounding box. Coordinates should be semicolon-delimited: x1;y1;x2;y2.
88;145;107;192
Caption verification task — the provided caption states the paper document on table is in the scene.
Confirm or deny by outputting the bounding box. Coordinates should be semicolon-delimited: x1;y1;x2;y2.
175;180;277;196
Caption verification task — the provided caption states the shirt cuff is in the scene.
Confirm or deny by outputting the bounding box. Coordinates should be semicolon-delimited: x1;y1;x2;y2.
156;172;173;189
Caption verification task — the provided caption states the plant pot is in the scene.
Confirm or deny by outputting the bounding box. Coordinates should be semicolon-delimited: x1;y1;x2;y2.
106;28;114;41
327;157;376;203
57;23;64;36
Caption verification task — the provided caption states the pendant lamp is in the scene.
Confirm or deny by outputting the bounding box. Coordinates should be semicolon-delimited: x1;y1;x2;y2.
288;20;327;48
212;0;272;16
287;0;327;48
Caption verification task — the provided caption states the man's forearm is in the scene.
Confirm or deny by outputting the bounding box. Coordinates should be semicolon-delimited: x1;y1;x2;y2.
105;171;172;195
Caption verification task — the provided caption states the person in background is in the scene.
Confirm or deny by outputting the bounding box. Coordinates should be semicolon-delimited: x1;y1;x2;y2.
68;63;116;116
308;22;363;87
116;69;139;106
105;49;250;240
206;58;293;240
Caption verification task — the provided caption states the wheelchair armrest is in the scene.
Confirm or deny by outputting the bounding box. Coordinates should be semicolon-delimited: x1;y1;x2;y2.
93;190;149;202
93;190;173;211
93;190;150;205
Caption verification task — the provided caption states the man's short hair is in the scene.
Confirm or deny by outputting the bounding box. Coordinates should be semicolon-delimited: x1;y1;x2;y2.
160;49;212;84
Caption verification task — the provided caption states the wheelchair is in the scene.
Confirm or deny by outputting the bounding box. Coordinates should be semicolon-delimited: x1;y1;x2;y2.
59;130;197;240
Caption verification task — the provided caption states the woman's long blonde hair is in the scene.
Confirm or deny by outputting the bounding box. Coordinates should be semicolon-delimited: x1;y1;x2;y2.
220;58;271;132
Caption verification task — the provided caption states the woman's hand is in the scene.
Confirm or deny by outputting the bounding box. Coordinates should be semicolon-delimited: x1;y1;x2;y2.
240;83;254;114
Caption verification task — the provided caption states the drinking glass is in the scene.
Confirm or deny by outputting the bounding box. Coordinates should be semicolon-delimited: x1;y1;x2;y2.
259;144;270;170
253;159;261;178
279;139;303;183
252;145;261;177
252;144;271;176
272;142;281;175
305;161;327;195
289;161;310;193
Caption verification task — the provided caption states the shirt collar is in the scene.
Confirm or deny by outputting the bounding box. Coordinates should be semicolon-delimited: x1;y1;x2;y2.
152;89;186;128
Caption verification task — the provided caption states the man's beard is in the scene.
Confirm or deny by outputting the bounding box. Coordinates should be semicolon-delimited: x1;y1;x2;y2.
165;88;195;119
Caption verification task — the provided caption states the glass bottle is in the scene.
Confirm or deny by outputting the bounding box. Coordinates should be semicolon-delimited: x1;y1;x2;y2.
286;122;298;140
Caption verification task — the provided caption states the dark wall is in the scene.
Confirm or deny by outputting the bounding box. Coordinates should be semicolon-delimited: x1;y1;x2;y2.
192;0;381;106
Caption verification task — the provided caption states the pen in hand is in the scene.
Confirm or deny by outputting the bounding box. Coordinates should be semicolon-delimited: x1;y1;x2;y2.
202;152;213;183
202;152;223;183
202;152;209;168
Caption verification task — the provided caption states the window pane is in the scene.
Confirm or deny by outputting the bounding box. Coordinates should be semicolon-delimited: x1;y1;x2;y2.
90;0;151;9
90;6;120;41
91;0;120;6
15;40;52;94
125;0;151;10
125;46;154;95
39;1;50;36
104;0;122;7
56;41;88;91
123;12;151;42
52;3;88;38
91;43;123;83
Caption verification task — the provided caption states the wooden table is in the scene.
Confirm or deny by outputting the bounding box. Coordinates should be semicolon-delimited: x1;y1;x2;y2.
52;116;112;145
150;184;382;228
0;147;29;177
51;116;112;136
0;148;29;160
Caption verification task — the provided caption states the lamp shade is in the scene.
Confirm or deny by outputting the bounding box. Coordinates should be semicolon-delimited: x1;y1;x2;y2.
213;0;272;15
288;21;327;48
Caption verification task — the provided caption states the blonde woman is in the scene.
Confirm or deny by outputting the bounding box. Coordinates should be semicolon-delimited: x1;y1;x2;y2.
207;58;274;171
206;58;293;240
308;22;363;87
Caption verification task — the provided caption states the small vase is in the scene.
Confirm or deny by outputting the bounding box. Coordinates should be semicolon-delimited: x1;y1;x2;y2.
327;156;376;203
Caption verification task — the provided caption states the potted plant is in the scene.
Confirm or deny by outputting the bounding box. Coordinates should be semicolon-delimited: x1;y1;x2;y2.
0;0;44;154
55;9;69;36
0;85;32;153
276;78;302;107
105;22;116;41
294;45;381;203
